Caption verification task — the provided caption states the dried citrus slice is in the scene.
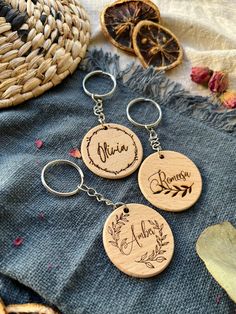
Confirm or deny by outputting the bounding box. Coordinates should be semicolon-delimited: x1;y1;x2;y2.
133;21;183;71
100;0;160;53
6;303;58;314
0;299;6;314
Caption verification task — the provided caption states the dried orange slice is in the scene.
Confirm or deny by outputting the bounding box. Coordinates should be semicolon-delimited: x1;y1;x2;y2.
133;21;183;71
0;299;6;314
100;0;160;53
6;303;58;314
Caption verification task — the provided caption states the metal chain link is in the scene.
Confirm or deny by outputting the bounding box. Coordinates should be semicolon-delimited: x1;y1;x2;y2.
92;94;106;126
79;184;124;210
146;127;162;153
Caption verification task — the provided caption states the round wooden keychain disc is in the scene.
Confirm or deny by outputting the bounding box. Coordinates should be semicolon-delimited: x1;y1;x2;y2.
81;123;143;179
138;150;202;212
103;203;174;278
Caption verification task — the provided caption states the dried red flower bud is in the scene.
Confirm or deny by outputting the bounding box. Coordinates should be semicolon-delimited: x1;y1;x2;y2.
208;71;229;94
35;139;44;149
220;90;236;109
190;67;213;85
13;237;24;247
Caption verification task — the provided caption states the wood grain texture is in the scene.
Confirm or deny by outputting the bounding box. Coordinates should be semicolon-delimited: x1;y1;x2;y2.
81;123;143;179
138;150;202;212
103;203;174;278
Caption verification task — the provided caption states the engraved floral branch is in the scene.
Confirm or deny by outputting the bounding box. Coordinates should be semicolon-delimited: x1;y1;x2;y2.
107;212;129;248
153;183;194;198
136;220;169;269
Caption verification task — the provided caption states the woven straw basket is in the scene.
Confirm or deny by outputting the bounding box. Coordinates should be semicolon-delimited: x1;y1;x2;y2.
0;0;90;109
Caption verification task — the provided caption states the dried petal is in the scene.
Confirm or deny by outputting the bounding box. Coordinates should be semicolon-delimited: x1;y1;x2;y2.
196;222;236;303
38;212;45;220
220;90;236;109
190;66;213;85
35;139;44;149
69;148;81;159
13;236;24;247
216;295;222;305
208;71;229;94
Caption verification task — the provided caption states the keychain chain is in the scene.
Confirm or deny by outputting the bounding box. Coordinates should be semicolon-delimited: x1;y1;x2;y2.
41;160;125;210
146;126;162;153
92;94;106;126
83;70;117;127
80;183;124;210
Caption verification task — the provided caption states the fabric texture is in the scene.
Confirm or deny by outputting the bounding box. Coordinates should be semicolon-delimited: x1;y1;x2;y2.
81;0;236;97
0;50;236;313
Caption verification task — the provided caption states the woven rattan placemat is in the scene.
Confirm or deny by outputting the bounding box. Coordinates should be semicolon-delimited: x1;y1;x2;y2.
0;0;90;108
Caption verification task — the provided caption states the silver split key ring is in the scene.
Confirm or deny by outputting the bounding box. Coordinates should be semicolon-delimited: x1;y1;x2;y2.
127;97;163;154
82;70;117;99
41;159;124;209
82;70;117;126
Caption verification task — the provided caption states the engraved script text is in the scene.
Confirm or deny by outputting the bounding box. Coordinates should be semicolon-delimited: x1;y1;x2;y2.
97;142;128;163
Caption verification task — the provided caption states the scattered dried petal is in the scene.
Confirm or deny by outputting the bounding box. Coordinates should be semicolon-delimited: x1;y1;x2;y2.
69;148;81;159
216;295;222;305
220;90;236;109
13;236;24;247
208;71;229;94
35;139;44;149
38;212;45;220
48;263;52;271
191;66;213;85
196;222;236;303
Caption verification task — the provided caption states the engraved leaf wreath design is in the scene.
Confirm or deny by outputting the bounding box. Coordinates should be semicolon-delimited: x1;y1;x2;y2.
107;212;129;248
153;183;194;198
136;220;169;269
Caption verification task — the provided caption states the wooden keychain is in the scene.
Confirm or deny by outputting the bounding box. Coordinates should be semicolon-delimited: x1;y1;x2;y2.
41;160;174;278
126;98;202;212
81;70;143;179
